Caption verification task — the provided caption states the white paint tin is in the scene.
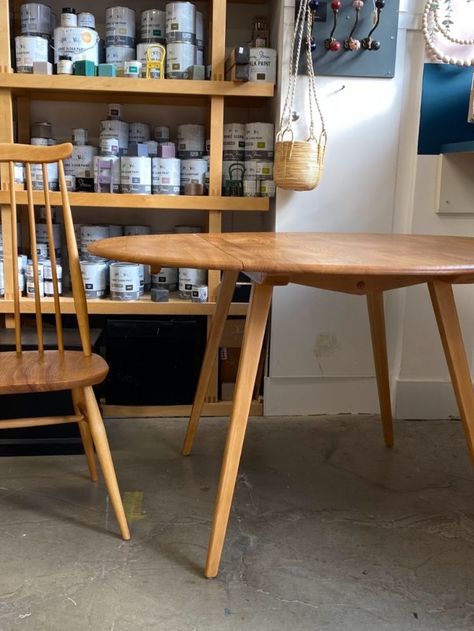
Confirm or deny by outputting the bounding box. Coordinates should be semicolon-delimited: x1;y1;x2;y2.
100;137;120;155
145;140;158;157
180;159;207;193
78;13;95;29
152;157;181;194
64;145;98;191
100;119;129;154
195;11;204;48
260;179;276;197
249;48;277;83
222;160;245;187
179;267;207;299
105;6;136;47
141;9;166;41
35;223;61;258
151;267;178;291
57;57;73;74
35;242;48;259
15;35;49;73
80;260;108;298
243;176;258;197
53;27;99;65
136;42;165;77
154;126;170;142
121;157;152;194
30;137;49;146
245;122;274;159
129;122;151;143
21;3;52;35
43;260;62;296
64;174;76;191
166;42;196;78
177;124;205;158
26;261;44;297
107;103;122;120
14;163;25;184
61;10;77;28
93;155;121;193
31;162;59;191
124;60;142;78
72;127;88;146
191;284;208;302
80;225;110;261
124;225;152;236
108;225;124;238
110;262;141;300
105;45;135;66
223;123;245;159
244;159;273;179
166;2;196;44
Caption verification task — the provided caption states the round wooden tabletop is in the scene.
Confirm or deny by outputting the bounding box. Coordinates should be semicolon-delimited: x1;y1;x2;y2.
88;232;474;278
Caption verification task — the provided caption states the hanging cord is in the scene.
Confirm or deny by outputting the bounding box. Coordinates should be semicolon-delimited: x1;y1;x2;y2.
305;3;327;146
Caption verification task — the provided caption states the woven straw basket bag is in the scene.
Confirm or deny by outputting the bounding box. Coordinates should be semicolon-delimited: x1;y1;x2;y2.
274;0;327;192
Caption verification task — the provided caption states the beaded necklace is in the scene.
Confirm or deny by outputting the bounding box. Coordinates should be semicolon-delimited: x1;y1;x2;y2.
422;0;474;67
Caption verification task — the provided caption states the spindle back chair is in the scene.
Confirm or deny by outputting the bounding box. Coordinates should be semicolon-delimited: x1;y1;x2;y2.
0;143;129;540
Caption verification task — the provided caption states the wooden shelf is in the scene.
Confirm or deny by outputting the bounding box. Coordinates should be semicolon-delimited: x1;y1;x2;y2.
0;295;249;316
0;190;270;212
0;74;274;104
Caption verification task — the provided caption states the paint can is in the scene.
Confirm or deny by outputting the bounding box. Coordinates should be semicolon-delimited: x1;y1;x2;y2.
144;140;158;157
120;157;152;194
78;12;95;30
128;122;151;143
35;242;48;259
105;44;135;67
21;3;52;36
195;11;204;48
14;163;25;185
80;225;110;261
158;142;176;158
35;222;61;258
93;155;121;193
191;284;208;303
107;103;122;120
177;124;205;158
100;119;129;154
43;260;62;296
124;60;142;78
124;225;152;236
179;267;207;299
136;42;165;76
166;42;196;79
31;121;52;139
166;2;196;44
151;267;178;291
30;137;49;146
244;159;273;179
105;6;136;47
223;123;245;160
100;137;120;156
53;26;99;65
72;127;88;146
249;48;277;83
26;260;44;298
152;157;181;194
196;48;204;66
64;145;98;192
140;9;166;42
110;262;141;300
30;161;59;191
180;159;207;194
243;176;258;197
15;35;49;73
154;126;170;142
259;179;276;197
108;225;124;238
61;8;77;28
80;260;108;298
64;174;76;191
244;122;274;159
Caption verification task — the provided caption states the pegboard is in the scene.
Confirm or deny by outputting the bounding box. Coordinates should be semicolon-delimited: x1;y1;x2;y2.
296;0;400;79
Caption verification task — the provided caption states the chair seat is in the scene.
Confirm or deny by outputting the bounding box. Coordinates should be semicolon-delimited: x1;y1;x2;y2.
0;350;109;394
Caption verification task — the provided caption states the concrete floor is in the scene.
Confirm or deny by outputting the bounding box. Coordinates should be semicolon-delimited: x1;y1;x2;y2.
1;416;474;630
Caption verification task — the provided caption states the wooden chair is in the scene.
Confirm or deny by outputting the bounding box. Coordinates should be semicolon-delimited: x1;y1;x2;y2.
0;142;130;540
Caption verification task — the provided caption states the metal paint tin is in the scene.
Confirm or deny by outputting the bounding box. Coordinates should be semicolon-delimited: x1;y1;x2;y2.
124;60;142;78
140;9;166;41
64;174;76;191
53;26;99;65
195;11;204;48
177;124;205;158
191;284;208;303
26;261;44;297
243;176;258;197
105;6;136;47
72;127;88;146
30;161;59;190
136;42;165;76
151;267;178;291
152;157;181;194
180;159;207;193
31;121;52;139
124;225;152;236
259;179;276;197
158;142;176;158
78;12;95;29
154;126;170;142
100;119;129;154
21;3;52;35
15;35;49;73
144;140;158;157
128;122;151;143
166;42;196;79
179;267;207;299
80;225;110;261
107;103;122;120
100;137;120;155
223;123;245;160
105;45;135;67
244;122;274;159
64;145;98;192
30;137;49;146
244;159;273;179
110;262;141;300
35;222;61;258
249;47;277;83
43;260;62;296
93;155;121;193
61;9;77;28
120;156;152;194
80;260;108;298
166;2;196;44
14;163;25;185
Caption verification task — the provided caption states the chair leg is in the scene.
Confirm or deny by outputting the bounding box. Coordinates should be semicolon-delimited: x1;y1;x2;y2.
428;281;474;465
205;282;273;578
72;387;98;481
82;386;131;540
182;270;239;456
366;292;394;448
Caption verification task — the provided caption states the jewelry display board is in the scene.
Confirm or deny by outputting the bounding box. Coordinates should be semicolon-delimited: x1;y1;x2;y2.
297;0;400;78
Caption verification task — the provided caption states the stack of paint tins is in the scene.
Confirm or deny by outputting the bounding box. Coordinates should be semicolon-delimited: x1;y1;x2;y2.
64;127;98;193
30;121;59;191
165;1;197;79
175;225;207;300
53;7;99;69
137;8;166;78
151;126;179;194
80;224;110;300
177;124;207;195
100;104;130;157
105;6;136;75
25;207;63;299
94;137;121;193
15;3;53;73
243;122;275;197
222;123;246;193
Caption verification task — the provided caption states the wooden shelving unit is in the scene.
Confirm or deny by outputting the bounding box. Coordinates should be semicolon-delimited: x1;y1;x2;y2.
0;0;273;415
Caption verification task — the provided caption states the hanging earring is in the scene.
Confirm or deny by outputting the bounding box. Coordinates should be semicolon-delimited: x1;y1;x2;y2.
344;0;364;51
325;1;342;52
361;0;385;50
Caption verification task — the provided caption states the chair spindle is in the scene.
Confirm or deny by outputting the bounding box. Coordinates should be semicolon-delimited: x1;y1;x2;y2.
8;161;21;355
25;162;44;353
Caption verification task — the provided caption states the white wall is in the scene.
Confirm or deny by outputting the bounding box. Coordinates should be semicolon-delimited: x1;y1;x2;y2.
265;0;474;418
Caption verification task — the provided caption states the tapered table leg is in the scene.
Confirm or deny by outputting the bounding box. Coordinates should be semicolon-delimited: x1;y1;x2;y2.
182;270;239;456
205;282;273;578
367;292;394;448
429;280;474;464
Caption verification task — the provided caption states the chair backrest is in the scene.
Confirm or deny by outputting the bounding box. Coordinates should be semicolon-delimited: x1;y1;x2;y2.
0;143;91;357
